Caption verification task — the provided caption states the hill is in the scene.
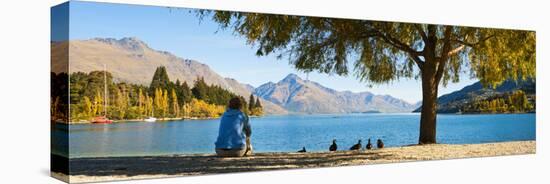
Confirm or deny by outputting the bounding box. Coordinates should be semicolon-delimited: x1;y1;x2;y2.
414;79;536;113
51;37;287;114
254;74;416;113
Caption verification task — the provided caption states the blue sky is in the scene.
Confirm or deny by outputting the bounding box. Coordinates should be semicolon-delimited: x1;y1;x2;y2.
59;1;477;103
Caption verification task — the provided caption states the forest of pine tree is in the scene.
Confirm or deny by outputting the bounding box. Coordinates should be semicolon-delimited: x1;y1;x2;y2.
248;94;263;116
51;72;69;122
462;90;535;114
52;66;264;123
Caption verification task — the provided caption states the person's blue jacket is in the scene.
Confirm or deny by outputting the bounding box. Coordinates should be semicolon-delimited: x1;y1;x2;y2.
215;109;251;149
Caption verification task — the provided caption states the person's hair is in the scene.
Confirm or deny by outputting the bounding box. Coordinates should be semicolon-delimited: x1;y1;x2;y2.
228;97;242;110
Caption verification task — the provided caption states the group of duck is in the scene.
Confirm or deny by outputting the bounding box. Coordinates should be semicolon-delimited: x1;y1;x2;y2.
297;138;384;153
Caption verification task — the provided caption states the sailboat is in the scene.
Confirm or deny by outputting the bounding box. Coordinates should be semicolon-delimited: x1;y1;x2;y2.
144;104;157;122
144;117;157;122
92;64;113;124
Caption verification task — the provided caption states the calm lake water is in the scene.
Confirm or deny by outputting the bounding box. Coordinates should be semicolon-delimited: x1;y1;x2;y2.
52;113;536;158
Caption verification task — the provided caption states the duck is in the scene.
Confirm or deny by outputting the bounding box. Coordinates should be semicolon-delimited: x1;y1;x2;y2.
366;138;373;150
377;139;384;149
329;139;337;151
298;147;307;153
349;140;362;150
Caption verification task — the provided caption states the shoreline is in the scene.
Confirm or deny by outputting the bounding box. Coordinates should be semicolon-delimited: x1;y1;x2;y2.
63;116;221;124
55;141;535;183
59;112;534;124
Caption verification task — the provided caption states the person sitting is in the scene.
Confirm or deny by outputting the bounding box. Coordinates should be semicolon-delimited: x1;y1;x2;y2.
214;97;253;157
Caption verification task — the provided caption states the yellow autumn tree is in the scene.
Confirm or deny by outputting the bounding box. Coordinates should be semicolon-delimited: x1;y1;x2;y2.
154;88;163;117
170;89;179;117
185;99;225;118
114;87;128;119
146;95;154;117
81;96;93;119
138;88;145;118
162;89;169;117
92;90;103;117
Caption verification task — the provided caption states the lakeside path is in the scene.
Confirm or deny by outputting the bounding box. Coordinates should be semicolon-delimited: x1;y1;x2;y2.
57;141;535;183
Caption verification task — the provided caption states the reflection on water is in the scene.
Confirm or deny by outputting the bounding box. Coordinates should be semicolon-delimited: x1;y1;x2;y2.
52;113;536;158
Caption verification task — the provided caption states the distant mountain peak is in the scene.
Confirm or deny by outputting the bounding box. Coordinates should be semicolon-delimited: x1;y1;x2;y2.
254;73;416;113
92;37;149;52
281;73;303;83
120;37;147;45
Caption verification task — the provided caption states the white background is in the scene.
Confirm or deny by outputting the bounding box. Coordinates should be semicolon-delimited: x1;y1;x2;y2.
0;0;548;183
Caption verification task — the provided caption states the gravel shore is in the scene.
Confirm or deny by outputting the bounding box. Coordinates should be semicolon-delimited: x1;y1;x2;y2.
53;141;535;183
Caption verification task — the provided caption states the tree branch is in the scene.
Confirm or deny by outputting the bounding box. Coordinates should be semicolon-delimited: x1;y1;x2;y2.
357;25;426;69
359;24;423;56
374;31;422;55
435;26;453;83
415;24;428;42
447;45;466;56
424;25;438;65
427;25;437;41
434;57;447;84
450;35;495;48
411;54;424;69
440;26;453;60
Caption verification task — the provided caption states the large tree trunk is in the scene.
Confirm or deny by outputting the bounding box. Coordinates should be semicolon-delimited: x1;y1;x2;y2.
418;64;439;144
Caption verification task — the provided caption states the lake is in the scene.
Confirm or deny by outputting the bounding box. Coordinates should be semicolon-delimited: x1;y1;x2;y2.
52;113;536;158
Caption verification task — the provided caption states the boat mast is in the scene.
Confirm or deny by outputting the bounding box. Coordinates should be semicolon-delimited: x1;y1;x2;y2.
104;64;108;117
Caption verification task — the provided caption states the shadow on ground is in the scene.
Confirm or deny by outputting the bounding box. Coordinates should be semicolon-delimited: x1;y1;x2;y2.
69;151;394;177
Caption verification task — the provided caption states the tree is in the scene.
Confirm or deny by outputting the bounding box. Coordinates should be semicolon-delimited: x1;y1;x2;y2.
51;72;69;121
114;87;128;119
192;77;209;101
171;89;180;117
239;96;249;114
199;11;536;144
149;66;171;94
185;99;225;118
255;98;262;108
81;96;93;118
154;88;163;117
66;70;247;121
146;95;153;117
138;88;145;118
92;89;103;117
248;94;256;111
162;89;169;117
51;96;60;117
181;81;192;103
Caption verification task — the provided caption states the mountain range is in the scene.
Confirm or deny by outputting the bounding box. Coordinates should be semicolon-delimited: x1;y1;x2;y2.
52;37;419;114
414;79;536;113
254;74;416;113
